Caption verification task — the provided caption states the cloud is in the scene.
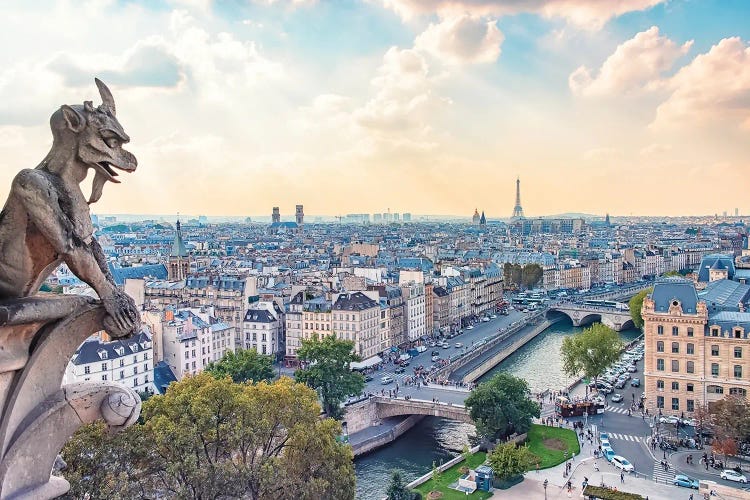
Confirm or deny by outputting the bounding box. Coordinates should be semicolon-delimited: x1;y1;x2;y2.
652;37;750;130
569;26;692;97
379;0;667;30
639;143;672;156
415;14;503;65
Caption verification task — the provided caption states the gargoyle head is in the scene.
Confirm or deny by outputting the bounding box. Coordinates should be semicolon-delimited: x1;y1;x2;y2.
49;78;137;204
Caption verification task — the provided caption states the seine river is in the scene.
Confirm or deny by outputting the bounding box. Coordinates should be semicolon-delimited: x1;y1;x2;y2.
353;319;641;499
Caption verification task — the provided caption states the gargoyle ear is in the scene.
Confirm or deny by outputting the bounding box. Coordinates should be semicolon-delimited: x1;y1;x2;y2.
61;105;85;133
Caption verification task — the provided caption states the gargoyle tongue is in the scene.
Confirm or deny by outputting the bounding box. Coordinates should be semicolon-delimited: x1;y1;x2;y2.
88;171;108;204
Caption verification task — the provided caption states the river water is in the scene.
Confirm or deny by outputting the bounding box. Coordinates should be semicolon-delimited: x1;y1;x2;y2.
353;318;641;499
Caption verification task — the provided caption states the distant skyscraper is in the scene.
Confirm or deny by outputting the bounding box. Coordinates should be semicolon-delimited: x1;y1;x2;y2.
511;177;525;220
403;213;412;222
272;207;280;223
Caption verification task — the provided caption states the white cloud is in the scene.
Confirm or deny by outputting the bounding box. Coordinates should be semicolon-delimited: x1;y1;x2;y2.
652;37;750;130
569;26;692;97
379;0;667;30
415;14;503;65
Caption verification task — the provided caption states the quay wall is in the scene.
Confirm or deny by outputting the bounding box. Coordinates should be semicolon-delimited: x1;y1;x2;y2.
351;415;424;457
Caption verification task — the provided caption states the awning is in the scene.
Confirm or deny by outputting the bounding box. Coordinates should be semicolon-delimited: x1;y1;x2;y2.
350;355;383;370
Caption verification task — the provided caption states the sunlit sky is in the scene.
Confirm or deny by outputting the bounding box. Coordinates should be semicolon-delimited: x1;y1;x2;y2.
1;0;749;218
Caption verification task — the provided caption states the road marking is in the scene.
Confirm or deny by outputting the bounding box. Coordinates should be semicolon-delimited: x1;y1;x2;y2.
651;461;674;484
608;433;645;443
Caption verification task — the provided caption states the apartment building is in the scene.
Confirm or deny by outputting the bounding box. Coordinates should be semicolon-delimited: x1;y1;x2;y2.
333;291;381;360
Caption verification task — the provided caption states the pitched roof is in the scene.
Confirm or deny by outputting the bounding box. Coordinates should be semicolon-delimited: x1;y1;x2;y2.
108;263;168;286
170;220;188;257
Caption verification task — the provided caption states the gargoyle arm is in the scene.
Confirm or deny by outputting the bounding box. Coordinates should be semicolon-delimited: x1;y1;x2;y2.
13;170;117;301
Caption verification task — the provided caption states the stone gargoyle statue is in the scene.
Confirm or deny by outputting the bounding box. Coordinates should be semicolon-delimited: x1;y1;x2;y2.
0;79;142;499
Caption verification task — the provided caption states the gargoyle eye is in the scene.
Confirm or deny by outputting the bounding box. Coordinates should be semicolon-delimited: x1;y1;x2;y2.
106;137;120;148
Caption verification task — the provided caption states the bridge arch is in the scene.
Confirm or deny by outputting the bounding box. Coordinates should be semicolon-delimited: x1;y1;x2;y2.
372;397;473;424
578;313;602;328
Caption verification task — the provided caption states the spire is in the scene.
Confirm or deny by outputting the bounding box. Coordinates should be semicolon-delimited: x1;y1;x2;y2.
512;177;525;220
171;218;188;257
480;211;486;225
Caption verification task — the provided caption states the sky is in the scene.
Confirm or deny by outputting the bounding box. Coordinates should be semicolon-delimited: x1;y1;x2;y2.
0;0;749;218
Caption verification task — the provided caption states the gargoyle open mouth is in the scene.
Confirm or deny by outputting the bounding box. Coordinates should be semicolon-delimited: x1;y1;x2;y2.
95;162;122;184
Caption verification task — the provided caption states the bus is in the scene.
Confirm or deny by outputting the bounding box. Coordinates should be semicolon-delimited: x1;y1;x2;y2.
582;299;629;310
554;396;605;418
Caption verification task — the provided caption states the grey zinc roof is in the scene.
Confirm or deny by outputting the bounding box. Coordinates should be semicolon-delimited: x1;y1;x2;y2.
651;278;699;314
699;279;750;314
333;291;379;311
697;254;735;282
244;309;276;323
108;263;168;286
708;311;750;338
71;329;152;366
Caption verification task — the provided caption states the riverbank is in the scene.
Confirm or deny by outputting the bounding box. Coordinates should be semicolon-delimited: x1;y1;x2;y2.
350;415;425;457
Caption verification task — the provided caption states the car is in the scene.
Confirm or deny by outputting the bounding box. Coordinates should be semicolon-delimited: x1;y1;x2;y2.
431;350;440;356
481;317;490;322
466;325;474;330
431;355;440;362
611;455;634;472
394;367;405;374
659;415;680;425
673;474;699;489
720;470;748;483
455;342;463;348
601;447;615;462
401;360;410;367
381;376;394;385
614;379;626;389
611;394;624;403
364;375;373;382
627;365;637;373
490;315;497;319
443;343;450;349
600;438;610;449
630;378;640;387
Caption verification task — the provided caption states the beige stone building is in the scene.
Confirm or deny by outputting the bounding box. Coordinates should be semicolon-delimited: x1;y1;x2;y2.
643;279;750;417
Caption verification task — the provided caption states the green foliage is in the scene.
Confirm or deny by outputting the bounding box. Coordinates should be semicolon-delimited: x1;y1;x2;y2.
415;452;491;500
465;373;540;442
524;424;580;468
560;323;623;385
62;374;356;500
582;485;644;500
386;470;421;500
502;264;543;290
295;334;365;419
204;348;274;383
430;461;440;488
487;442;537;482
628;288;652;330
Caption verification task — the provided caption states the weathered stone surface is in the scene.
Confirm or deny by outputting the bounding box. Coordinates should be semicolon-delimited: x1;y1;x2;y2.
0;79;143;499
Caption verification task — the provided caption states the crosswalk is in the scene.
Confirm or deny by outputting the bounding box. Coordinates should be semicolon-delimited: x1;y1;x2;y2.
651;460;673;484
605;405;636;415
607;432;645;443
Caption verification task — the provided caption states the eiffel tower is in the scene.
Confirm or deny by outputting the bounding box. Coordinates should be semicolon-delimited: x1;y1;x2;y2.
511;177;525;220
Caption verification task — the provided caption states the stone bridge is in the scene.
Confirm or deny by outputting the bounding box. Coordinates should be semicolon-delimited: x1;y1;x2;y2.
371;396;472;423
548;303;635;331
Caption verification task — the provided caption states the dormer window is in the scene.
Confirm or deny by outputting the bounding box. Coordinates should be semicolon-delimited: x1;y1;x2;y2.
97;349;108;360
711;327;720;337
115;346;125;356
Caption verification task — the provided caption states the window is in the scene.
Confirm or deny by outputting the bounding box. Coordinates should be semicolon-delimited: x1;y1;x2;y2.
672;342;680;354
735;329;743;339
687;343;695;355
687;361;695;374
711;345;719;356
735;347;743;358
120;359;124;367
671;360;679;372
711;363;719;376
101;374;107;381
707;385;724;394
711;327;719;337
671;381;679;391
729;388;747;397
657;380;665;390
687;383;694;392
119;370;124;379
657;341;664;353
687;327;694;337
84;366;90;375
657;325;664;335
672;398;679;411
656;396;664;409
687;400;694;412
101;363;107;371
133;377;138;386
672;326;679;336
184;363;189;371
734;365;743;378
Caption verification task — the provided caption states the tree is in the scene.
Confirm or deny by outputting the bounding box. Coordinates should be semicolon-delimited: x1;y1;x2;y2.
521;264;543;290
205;348;274;383
62;374;356;500
503;263;513;289
487;442;537;482
510;264;523;289
628;288;652;330
560;323;623;388
708;395;750;445
295;334;365;419
386;470;420;500
465;373;540;442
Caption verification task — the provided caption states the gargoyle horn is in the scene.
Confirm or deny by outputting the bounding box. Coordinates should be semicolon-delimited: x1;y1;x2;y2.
95;78;115;116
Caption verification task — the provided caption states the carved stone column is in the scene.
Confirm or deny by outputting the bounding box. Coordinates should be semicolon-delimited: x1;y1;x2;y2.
0;296;141;499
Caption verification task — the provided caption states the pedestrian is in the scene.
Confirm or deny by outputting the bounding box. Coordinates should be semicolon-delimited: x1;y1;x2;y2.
594;462;599;471
620;471;624;483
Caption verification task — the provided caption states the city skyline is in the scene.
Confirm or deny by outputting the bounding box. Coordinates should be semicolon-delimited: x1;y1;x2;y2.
1;1;749;216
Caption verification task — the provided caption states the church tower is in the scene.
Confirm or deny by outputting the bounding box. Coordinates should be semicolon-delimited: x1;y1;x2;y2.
480;211;486;226
168;219;190;281
472;208;480;225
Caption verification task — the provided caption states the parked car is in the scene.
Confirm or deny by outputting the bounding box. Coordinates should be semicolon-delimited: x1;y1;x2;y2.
659;415;680;425
431;350;440;356
611;456;634;472
442;343;450;349
395;367;405;374
466;325;474;330
431;355;440;362
490;315;497;319
611;394;624;403
381;376;394;385
364;375;373;382
720;470;747;483
455;342;463;348
627;365;637;373
673;474;699;489
614;379;626;389
630;378;640;387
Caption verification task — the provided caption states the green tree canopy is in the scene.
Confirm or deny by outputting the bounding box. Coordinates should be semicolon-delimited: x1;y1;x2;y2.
708;395;750;444
521;264;544;290
487;442;537;482
205;347;275;383
386;470;421;500
560;323;623;385
62;374;356;500
465;373;540;442
295;334;365;419
628;288;652;330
